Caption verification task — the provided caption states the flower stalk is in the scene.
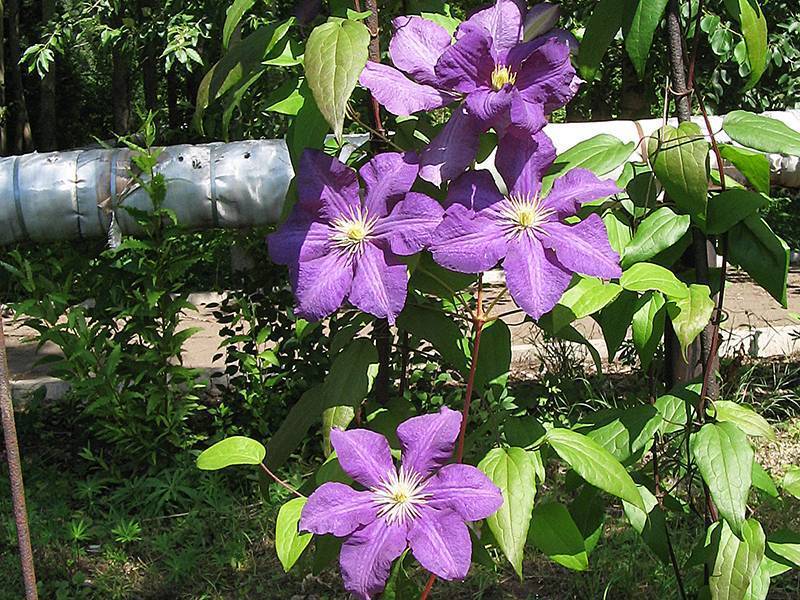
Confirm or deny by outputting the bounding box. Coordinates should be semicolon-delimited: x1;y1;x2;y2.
421;278;487;600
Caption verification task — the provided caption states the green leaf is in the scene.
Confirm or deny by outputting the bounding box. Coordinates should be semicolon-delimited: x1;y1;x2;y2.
528;503;589;571
733;0;768;90
622;207;691;267
223;0;257;49
709;519;765;600
623;484;670;563
546;428;645;509
596;290;638;358
478;447;536;576
718;144;770;193
577;0;625;80
276;497;313;571
397;304;468;373
504;416;547;449
620;262;689;299
321;405;355;456
264;77;304;115
751;462;778;498
623;0;669;78
409;253;474;300
667;284;715;356
743;558;771;600
549;276;623;332
729;215;790;307
582;405;662;465
654;387;692;435
265;339;378;470
603;212;632;256
782;466;800;499
197;436;266;470
691;422;753;535
706;189;768;234
647;122;710;216
304;18;370;141
709;401;776;441
632;290;666;369
723;111;800;156
569;486;605;555
421;12;460;35
546;134;636;186
473;319;512;391
195;20;294;131
766;530;800;568
286;82;330;167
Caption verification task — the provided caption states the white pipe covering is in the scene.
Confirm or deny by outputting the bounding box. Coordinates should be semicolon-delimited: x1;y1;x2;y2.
1;111;799;246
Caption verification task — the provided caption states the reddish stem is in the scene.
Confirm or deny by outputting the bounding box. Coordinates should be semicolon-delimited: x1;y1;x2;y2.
259;463;304;498
420;281;486;599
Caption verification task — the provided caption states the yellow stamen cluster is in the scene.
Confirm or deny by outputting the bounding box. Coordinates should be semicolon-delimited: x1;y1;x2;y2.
499;193;554;237
329;206;378;254
371;467;431;524
491;64;517;90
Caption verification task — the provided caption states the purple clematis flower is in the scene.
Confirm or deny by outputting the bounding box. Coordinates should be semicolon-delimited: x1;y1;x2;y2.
359;0;578;184
429;131;623;319
300;406;503;600
267;149;443;324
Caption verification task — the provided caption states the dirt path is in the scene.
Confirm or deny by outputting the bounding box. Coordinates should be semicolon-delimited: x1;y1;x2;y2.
5;267;800;385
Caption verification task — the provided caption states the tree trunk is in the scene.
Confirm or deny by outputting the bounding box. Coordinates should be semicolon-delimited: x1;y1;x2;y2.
7;0;33;153
110;9;131;136
39;0;57;151
166;68;180;131
142;41;159;113
140;0;158;113
663;0;719;395
620;54;647;119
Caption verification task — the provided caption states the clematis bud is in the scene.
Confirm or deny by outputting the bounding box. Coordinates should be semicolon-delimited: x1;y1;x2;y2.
522;2;560;42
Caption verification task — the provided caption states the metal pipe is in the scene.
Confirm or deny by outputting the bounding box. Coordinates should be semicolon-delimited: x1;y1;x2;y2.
0;317;38;599
1;112;799;247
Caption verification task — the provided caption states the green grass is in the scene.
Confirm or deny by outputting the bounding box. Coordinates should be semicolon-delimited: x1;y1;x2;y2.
2;356;800;599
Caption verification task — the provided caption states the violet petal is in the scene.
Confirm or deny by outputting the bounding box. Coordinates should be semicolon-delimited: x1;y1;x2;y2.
495;130;556;198
396;406;461;477
330;428;396;489
539;214;623;279
299;482;378;537
340;518;409;600
445;170;504;212
543;167;621;219
419;105;482;186
430;203;509;273
466;0;525;53
502;234;572;319
297;149;360;220
515;36;578;112
407;507;472;581
371;192;444;256
389;16;453;86
359;61;456;116
294;250;354;321
434;28;494;93
267;217;329;266
349;243;409;324
425;463;504;521
360;151;420;217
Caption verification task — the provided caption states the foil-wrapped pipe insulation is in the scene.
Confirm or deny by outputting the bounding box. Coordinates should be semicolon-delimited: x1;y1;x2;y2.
1;112;799;247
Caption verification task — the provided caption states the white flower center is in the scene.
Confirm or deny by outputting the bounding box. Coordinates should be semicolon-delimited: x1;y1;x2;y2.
498;193;554;237
329;206;378;255
491;64;517;90
371;467;431;525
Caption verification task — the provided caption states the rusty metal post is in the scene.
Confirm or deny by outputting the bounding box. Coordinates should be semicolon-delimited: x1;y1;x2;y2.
0;316;38;599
